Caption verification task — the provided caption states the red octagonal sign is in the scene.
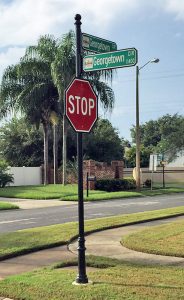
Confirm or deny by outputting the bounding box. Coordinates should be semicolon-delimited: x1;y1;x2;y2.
65;78;98;132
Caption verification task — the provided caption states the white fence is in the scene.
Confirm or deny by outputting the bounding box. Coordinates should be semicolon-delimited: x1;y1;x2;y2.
124;167;184;183
8;167;42;186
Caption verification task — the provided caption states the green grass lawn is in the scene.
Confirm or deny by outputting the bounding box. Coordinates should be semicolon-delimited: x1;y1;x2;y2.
0;184;184;200
0;207;184;299
0;202;19;210
0;206;184;260
123;219;184;257
0;256;184;299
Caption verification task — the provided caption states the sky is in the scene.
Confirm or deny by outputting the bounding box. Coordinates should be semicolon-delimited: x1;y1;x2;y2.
0;0;184;141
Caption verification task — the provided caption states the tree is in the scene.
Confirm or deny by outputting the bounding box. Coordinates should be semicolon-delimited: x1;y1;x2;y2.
130;120;161;147
0;32;115;185
0;117;44;166
83;119;123;163
130;114;184;161
51;31;115;183
0;35;60;184
0;116;124;169
125;145;152;168
156;114;184;160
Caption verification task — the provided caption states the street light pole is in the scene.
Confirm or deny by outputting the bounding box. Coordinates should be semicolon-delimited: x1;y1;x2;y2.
135;58;159;191
136;65;141;190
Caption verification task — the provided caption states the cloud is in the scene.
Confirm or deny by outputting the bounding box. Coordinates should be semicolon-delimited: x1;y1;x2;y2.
112;105;135;117
0;0;155;47
0;0;183;49
164;0;184;21
0;46;26;78
0;0;68;47
0;0;183;80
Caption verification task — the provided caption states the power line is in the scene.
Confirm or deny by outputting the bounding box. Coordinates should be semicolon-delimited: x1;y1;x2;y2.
114;72;184;83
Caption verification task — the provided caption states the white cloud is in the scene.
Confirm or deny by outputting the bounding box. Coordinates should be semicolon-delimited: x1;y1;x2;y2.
164;0;184;21
0;0;67;47
0;46;26;78
0;0;155;47
0;0;183;80
112;105;135;117
0;0;183;49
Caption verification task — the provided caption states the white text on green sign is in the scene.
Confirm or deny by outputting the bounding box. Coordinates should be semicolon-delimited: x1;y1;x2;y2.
83;48;138;72
82;33;117;53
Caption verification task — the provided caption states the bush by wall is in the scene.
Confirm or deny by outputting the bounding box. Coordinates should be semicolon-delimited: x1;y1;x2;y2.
95;178;136;192
144;179;151;187
0;161;14;188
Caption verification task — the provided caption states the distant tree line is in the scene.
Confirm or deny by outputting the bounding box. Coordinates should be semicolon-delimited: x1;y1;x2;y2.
125;114;184;167
0;116;124;167
1;113;183;170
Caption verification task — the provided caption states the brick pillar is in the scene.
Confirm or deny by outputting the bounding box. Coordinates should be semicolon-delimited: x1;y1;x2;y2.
111;161;124;179
83;160;96;190
118;161;124;178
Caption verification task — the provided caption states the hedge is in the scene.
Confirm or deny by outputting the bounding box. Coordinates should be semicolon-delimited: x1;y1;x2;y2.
95;178;136;192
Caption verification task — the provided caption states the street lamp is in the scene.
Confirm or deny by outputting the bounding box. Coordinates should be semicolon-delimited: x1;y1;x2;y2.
136;58;159;191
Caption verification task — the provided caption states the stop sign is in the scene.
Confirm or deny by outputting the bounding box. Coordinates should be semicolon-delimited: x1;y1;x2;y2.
65;78;98;132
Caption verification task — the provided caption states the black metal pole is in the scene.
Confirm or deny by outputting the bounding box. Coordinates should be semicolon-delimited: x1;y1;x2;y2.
87;172;89;197
75;14;88;284
163;164;165;188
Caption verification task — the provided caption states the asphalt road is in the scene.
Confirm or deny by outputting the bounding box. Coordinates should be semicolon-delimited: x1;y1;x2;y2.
0;193;184;233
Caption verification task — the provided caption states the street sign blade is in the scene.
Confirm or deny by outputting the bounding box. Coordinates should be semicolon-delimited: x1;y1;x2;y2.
83;48;138;72
82;33;117;53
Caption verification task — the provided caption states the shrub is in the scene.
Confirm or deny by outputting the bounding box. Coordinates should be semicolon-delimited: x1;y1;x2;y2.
0;161;14;188
95;178;136;192
144;179;151;188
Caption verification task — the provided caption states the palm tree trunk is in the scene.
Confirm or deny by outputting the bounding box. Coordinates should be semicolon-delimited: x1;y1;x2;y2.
43;122;49;185
62;115;67;185
53;124;58;184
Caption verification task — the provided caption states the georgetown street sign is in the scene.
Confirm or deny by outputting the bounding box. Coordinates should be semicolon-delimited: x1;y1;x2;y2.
82;33;117;53
83;48;138;72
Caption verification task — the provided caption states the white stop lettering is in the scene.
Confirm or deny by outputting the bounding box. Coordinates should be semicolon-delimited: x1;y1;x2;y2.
68;95;95;116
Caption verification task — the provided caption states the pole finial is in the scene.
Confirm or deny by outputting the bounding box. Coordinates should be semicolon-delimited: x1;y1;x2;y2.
75;14;82;24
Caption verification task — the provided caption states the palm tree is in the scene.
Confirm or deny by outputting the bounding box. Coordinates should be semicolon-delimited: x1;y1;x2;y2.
0;31;115;186
51;31;115;184
0;36;60;185
51;31;76;185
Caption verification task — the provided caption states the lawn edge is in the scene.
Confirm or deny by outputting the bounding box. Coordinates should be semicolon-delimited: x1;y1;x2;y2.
68;212;184;244
0;189;184;201
0;211;184;261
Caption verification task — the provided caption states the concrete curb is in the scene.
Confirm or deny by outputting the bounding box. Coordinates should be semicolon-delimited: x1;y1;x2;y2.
69;214;184;266
68;212;184;246
0;214;184;300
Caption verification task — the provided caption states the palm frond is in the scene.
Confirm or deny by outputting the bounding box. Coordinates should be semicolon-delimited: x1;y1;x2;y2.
23;35;58;63
90;79;115;112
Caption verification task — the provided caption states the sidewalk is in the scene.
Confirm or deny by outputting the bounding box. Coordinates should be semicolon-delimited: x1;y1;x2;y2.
0;197;76;209
0;215;183;281
0;245;76;279
0;215;184;300
70;215;184;266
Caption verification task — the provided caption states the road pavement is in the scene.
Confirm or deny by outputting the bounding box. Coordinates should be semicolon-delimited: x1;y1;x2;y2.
0;215;183;281
0;214;184;300
0;193;184;232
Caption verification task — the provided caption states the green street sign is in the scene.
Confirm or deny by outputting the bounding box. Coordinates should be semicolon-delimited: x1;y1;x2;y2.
83;48;138;72
82;33;117;53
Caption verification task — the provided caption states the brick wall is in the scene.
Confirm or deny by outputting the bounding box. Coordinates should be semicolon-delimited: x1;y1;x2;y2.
47;160;124;189
83;160;124;189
